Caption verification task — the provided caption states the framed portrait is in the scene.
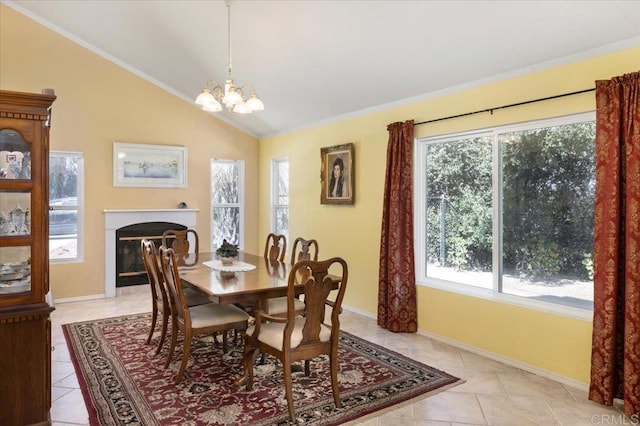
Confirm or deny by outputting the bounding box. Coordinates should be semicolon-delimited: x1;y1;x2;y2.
113;142;187;188
321;143;354;205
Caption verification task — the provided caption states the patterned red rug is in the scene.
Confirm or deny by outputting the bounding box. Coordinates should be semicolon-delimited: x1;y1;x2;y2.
63;313;462;425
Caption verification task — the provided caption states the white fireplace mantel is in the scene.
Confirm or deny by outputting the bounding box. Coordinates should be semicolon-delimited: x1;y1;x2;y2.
104;209;198;297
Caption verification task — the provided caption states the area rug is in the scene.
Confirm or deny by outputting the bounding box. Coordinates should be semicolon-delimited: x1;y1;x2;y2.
63;313;462;425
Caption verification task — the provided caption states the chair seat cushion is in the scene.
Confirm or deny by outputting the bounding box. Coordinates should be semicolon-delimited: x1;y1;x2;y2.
247;317;331;351
266;297;305;316
190;303;250;328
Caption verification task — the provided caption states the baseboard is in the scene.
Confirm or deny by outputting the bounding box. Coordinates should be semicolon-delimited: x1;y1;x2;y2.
54;293;105;304
341;303;589;392
342;303;376;319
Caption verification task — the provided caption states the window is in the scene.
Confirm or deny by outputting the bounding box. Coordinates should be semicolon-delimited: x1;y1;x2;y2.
49;151;83;262
271;158;289;236
210;159;244;250
416;112;595;316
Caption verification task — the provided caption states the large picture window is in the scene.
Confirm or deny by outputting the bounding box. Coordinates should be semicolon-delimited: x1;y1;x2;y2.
416;112;595;316
49;151;84;262
210;159;244;251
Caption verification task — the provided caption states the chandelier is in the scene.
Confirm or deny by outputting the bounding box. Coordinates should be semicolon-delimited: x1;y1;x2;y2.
195;0;264;114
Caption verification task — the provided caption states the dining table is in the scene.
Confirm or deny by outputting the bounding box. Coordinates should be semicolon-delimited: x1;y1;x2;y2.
177;251;301;309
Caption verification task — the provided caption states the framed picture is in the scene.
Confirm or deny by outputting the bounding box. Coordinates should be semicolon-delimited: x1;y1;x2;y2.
321;143;354;205
113;142;187;188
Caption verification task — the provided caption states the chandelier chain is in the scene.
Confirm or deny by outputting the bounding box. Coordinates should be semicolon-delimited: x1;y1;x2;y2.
226;0;232;79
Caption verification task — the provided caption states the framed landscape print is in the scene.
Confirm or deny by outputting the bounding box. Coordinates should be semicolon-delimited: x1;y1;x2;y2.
113;142;187;188
321;143;354;205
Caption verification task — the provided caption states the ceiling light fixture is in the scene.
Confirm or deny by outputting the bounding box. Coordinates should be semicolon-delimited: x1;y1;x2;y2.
195;0;264;114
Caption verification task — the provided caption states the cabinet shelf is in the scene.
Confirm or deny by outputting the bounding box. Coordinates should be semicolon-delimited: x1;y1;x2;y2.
0;181;33;190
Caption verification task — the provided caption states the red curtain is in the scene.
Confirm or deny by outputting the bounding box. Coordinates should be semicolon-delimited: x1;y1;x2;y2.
377;120;417;333
589;71;640;418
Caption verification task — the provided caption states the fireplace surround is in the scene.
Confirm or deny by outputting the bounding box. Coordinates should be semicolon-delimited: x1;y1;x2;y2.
104;209;198;297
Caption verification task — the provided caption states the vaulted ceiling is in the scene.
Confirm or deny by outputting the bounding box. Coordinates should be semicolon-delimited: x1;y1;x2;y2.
6;0;640;138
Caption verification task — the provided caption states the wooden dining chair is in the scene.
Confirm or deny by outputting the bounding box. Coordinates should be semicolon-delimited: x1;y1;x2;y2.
241;257;348;423
141;239;209;355
234;233;287;342
262;234;306;317
162;229;199;265
264;236;318;316
238;233;291;316
159;246;250;383
290;237;319;265
263;232;287;262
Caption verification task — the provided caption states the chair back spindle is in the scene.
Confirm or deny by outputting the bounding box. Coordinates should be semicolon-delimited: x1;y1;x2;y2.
159;246;190;325
290;258;347;341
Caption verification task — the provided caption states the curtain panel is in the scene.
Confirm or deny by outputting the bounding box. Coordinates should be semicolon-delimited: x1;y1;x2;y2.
589;71;640;419
377;120;417;333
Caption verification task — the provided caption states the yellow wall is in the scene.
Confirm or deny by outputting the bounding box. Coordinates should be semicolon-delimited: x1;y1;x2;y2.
0;5;260;299
259;47;640;384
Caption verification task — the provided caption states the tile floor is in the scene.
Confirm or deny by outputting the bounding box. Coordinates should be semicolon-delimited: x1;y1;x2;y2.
50;286;626;425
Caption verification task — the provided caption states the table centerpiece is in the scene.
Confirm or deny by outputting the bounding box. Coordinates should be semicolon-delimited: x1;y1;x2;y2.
216;239;238;266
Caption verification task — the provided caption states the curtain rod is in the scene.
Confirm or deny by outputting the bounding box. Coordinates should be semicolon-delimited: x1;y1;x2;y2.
414;87;595;126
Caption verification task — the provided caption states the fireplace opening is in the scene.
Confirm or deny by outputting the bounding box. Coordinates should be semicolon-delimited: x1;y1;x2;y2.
115;221;187;287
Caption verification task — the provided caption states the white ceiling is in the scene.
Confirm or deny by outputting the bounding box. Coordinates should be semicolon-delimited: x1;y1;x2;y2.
5;0;640;138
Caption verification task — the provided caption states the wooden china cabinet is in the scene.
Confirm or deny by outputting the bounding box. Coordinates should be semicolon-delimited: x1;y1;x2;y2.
0;90;56;425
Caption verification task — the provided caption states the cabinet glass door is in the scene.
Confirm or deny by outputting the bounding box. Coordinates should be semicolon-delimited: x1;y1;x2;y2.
0;128;34;296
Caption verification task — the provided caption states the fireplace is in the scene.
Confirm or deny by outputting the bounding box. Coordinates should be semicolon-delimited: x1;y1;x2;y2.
116;221;187;287
104;209;198;297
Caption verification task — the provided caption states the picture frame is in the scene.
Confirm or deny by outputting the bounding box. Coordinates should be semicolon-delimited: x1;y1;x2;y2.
320;143;354;205
113;142;187;188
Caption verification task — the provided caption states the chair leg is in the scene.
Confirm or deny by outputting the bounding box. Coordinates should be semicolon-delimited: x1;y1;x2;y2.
283;358;296;422
155;311;169;355
175;329;192;383
222;331;228;353
241;344;259;390
304;359;311;376
164;320;178;369
146;307;157;345
329;348;341;408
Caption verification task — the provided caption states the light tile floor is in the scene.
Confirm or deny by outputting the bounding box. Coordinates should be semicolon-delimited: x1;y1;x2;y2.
50;286;627;425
